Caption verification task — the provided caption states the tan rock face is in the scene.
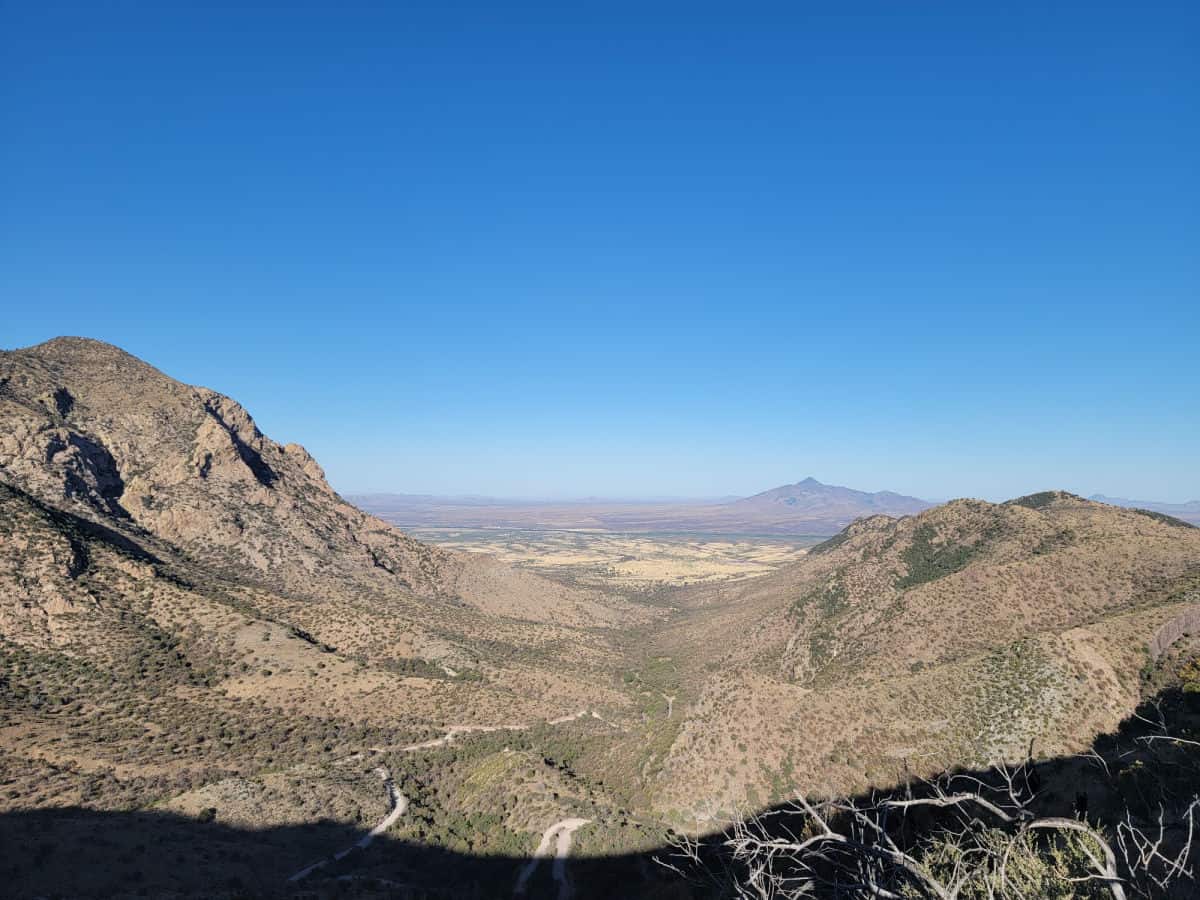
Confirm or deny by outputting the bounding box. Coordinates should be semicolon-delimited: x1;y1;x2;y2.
1;338;434;596
0;336;624;633
0;483;90;648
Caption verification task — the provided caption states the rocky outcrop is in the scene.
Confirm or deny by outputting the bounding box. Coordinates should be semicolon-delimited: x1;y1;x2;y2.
0;336;606;625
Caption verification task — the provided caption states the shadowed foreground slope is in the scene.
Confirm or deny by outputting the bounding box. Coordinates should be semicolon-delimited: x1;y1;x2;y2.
3;673;1197;899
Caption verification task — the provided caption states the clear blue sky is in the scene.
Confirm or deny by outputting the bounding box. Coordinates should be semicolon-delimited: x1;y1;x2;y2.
3;2;1197;502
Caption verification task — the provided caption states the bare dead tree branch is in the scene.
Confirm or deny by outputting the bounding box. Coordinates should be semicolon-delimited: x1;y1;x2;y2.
664;749;1198;899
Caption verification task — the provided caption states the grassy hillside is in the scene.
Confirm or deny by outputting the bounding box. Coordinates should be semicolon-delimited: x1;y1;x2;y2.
643;494;1200;817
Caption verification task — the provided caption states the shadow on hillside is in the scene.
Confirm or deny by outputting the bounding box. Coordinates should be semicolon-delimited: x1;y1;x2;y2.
3;687;1197;899
0;805;701;899
1;480;159;566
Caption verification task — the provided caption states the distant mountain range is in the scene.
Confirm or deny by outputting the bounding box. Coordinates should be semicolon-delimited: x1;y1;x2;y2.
731;476;931;516
1090;494;1200;525
351;477;932;536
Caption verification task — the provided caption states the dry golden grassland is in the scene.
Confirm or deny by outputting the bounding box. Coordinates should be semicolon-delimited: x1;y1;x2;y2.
406;527;820;590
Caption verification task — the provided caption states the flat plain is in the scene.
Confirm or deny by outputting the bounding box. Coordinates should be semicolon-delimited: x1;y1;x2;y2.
404;528;822;591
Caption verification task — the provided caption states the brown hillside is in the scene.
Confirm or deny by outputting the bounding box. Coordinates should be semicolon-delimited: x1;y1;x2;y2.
0;338;652;839
645;492;1200;816
0;337;630;630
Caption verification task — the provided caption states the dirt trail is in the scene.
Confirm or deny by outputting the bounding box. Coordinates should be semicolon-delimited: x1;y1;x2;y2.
399;724;505;751
296;709;599;886
287;766;407;884
355;709;593;756
513;817;592;899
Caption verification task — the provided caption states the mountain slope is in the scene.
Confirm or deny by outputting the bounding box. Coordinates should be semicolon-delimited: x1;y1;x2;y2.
0;337;628;628
1091;493;1200;525
0;338;658;862
644;491;1200;814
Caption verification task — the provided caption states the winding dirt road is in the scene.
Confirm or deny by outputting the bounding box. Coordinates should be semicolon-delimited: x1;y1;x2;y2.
513;818;592;899
287;766;407;884
359;709;592;755
289;709;602;887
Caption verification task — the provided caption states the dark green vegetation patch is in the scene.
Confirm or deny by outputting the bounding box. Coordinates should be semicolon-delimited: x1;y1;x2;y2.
1130;508;1196;529
1006;490;1082;510
895;524;981;589
1032;527;1076;556
790;578;849;618
375;656;483;682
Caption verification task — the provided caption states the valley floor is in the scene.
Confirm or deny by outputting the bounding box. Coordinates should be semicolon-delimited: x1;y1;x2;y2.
404;527;820;591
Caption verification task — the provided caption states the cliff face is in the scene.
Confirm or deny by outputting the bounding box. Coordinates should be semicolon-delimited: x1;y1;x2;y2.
0;337;639;641
0;337;452;596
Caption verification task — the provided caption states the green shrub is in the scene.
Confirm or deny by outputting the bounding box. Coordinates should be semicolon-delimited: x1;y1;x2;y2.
1130;508;1196;529
913;826;1112;899
790;578;848;617
895;524;979;589
1006;491;1081;510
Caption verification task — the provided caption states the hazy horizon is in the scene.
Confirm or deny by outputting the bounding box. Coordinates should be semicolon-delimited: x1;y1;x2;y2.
342;481;1197;508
